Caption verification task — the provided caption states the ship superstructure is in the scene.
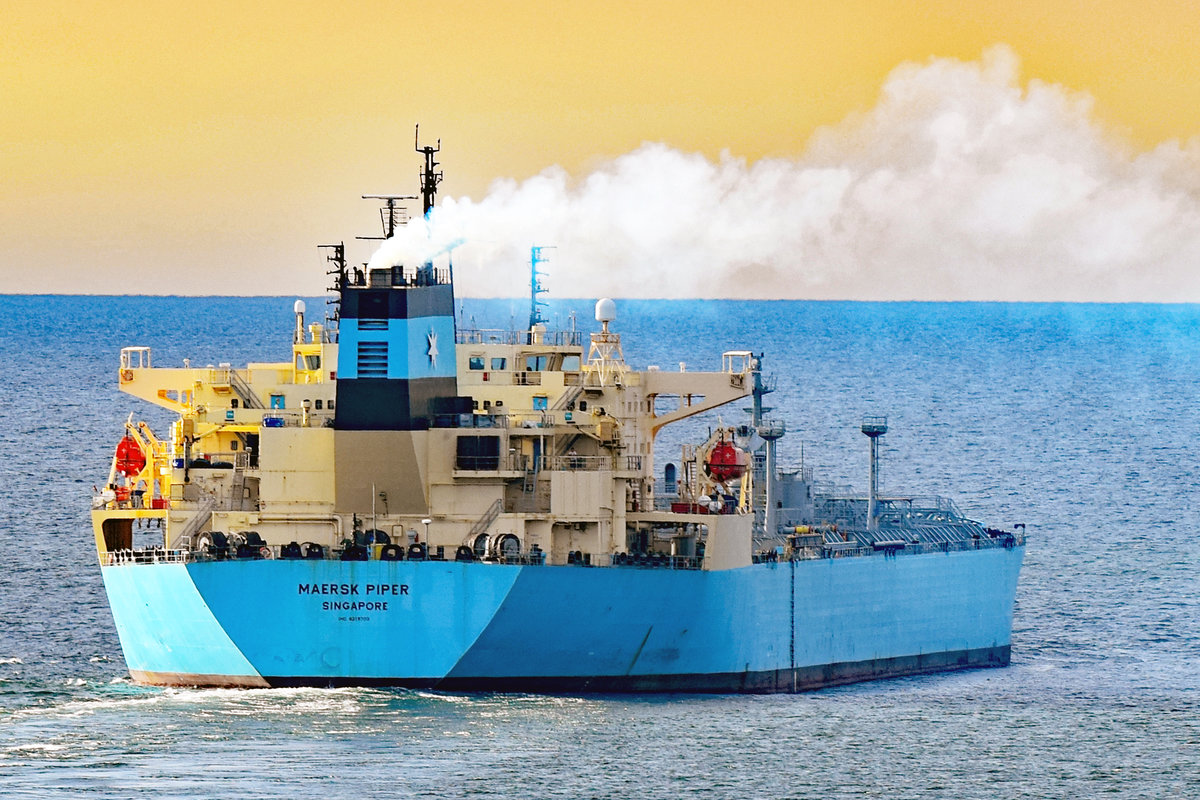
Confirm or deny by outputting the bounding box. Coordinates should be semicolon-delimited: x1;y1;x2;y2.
91;139;1024;691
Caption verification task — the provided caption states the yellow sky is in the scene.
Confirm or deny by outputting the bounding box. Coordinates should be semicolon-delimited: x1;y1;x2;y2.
3;0;1200;296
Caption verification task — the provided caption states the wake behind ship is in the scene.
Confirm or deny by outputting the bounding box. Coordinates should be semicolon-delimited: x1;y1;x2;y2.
91;136;1025;691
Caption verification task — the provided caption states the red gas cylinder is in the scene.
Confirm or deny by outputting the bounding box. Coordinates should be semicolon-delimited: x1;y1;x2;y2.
114;435;146;477
705;441;746;483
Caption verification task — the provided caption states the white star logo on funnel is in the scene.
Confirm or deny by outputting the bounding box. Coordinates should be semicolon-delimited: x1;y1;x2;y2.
427;330;439;367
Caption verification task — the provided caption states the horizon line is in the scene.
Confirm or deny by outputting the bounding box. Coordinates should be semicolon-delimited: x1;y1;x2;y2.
3;293;1200;306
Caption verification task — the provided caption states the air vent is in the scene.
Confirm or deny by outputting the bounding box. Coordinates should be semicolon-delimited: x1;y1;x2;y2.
357;342;388;378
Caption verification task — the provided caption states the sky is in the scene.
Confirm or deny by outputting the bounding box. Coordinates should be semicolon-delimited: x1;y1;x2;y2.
4;0;1200;300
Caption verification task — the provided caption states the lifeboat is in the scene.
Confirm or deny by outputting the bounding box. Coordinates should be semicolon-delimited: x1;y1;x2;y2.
114;435;146;477
704;440;747;483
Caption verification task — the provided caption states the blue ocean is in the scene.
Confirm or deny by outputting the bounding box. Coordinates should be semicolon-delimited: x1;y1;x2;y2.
1;295;1197;798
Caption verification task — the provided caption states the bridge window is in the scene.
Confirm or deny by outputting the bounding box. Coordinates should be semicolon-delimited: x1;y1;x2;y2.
469;355;485;370
491;357;507;370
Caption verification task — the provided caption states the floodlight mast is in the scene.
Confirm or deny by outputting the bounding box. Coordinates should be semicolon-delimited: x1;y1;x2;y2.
529;246;555;331
861;416;889;532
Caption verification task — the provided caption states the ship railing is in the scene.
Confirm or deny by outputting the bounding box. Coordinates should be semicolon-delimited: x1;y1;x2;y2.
93;492;172;511
120;346;152;370
104;548;192;566
104;539;1024;569
349;264;452;288
465;371;584;389
916;496;963;517
457;328;584;347
455;453;642;473
810;481;854;497
431;412;509;429
513;371;543;386
508;409;591;428
454;452;537;472
541;453;643;472
577;552;703;570
257;409;335;428
777;466;815;483
807;535;1018;560
207;365;231;386
185;451;251;470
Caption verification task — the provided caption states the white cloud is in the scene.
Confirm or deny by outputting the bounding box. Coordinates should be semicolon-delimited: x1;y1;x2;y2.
369;45;1200;301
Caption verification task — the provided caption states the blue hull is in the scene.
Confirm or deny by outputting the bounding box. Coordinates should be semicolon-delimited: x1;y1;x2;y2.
101;545;1024;692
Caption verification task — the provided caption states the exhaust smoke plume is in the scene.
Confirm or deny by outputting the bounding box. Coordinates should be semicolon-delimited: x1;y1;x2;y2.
370;46;1200;301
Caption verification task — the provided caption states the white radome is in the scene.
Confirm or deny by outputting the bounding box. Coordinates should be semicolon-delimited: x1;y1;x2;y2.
595;298;616;324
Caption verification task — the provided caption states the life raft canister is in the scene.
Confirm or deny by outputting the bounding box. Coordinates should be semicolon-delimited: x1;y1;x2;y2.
114;435;146;477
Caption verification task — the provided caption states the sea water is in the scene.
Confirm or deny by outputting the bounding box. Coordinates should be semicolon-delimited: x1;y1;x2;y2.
1;295;1197;799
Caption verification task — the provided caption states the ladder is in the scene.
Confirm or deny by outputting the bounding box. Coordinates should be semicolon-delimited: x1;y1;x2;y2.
173;495;217;549
229;369;266;409
468;499;503;540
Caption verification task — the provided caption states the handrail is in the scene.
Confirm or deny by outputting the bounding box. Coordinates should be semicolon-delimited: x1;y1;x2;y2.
104;549;192;566
104;529;1023;569
456;329;584;347
175;496;217;549
468;499;503;540
228;369;266;409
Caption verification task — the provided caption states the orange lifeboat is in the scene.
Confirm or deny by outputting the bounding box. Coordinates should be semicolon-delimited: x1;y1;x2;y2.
114;435;146;477
704;440;746;483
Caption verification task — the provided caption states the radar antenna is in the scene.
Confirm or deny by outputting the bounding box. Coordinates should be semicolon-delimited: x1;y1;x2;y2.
358;195;415;240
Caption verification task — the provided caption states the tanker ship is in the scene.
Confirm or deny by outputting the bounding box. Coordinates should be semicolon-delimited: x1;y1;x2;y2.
91;137;1025;691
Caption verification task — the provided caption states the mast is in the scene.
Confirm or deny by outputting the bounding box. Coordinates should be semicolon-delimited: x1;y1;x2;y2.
319;242;347;325
415;125;443;283
751;354;785;537
861;416;888;533
529;246;553;331
415;125;442;217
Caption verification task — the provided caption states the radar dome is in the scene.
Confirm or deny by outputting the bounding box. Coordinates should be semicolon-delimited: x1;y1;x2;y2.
595;298;617;324
293;300;307;315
